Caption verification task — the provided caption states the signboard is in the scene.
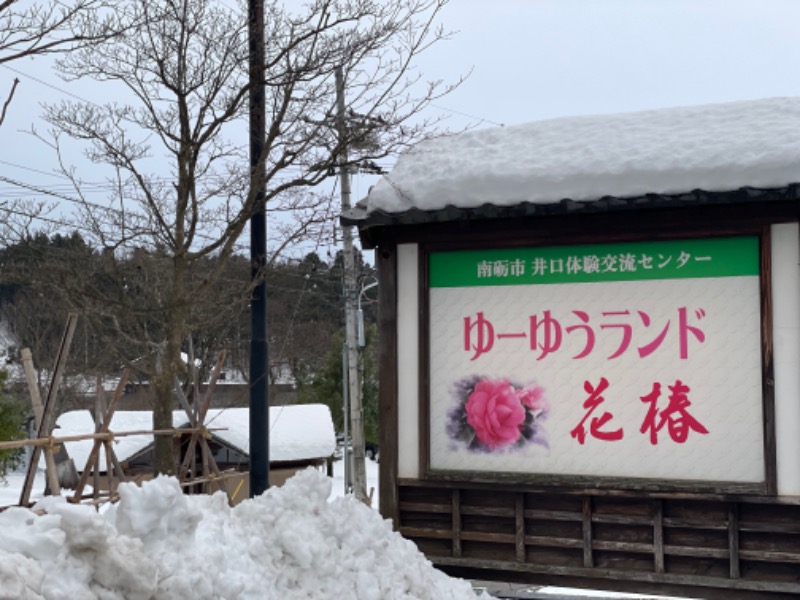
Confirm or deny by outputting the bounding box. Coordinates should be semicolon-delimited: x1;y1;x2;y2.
428;236;766;484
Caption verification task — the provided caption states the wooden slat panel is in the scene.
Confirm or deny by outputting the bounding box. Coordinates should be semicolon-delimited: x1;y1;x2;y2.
739;522;800;534
433;554;800;594
654;500;665;574
663;517;728;530
729;503;741;579
461;531;516;544
664;545;730;559
525;509;582;522
525;536;584;549
398;477;800;597
739;550;800;564
593;540;653;554
582;497;593;568
398;501;451;514
515;494;525;562
452;489;462;558
592;514;653;526
400;526;451;540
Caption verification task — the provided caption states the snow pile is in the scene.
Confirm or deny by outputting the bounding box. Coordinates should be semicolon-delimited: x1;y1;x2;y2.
0;469;482;600
366;96;800;213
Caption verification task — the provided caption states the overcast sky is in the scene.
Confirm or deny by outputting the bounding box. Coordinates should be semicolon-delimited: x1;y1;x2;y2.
3;0;800;249
417;0;800;125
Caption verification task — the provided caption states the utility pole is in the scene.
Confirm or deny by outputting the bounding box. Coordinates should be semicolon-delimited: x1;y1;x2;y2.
248;0;269;497
336;65;368;504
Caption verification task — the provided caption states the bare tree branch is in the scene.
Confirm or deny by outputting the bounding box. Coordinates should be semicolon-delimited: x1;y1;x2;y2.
0;75;17;126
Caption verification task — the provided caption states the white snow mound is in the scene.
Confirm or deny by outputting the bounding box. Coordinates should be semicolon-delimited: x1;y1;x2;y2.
0;469;484;600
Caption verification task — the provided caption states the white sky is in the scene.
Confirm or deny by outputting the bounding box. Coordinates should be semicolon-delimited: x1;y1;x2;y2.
413;0;800;130
3;0;800;250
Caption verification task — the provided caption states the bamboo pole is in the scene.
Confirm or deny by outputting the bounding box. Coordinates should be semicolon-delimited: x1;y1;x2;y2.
0;427;223;451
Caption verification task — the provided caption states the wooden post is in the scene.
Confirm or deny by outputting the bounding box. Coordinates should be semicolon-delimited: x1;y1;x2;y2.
20;348;60;496
93;376;106;500
71;369;129;502
582;497;594;568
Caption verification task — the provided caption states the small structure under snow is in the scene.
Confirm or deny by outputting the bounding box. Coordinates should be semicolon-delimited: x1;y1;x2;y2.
55;404;336;503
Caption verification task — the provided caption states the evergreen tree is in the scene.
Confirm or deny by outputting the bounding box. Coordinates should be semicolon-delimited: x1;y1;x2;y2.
298;323;379;444
0;370;26;481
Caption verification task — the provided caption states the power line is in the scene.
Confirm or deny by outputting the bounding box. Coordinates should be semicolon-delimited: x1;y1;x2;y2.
430;103;506;128
0;64;100;107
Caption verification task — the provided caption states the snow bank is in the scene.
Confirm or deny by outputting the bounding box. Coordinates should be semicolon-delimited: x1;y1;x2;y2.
365;96;800;214
0;469;482;600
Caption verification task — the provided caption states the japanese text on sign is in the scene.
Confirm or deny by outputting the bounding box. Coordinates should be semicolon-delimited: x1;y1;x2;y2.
464;307;706;361
571;377;709;446
477;251;712;279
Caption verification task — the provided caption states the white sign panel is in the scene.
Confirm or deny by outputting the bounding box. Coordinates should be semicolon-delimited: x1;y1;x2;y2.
428;237;765;484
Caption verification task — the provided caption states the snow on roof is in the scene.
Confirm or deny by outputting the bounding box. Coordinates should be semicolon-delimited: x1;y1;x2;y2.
56;404;336;470
205;405;336;463
365;96;800;215
56;410;186;472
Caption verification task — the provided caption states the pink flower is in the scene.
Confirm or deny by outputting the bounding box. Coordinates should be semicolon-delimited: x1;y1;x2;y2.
465;379;526;449
518;384;548;412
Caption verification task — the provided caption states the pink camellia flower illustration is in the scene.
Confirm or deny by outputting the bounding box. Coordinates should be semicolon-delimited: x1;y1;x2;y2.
465;378;526;449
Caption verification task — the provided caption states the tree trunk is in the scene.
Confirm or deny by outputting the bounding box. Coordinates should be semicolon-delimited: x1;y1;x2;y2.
152;296;186;476
152;368;176;475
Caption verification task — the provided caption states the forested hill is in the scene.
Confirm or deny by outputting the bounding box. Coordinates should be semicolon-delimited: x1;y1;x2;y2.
0;232;379;438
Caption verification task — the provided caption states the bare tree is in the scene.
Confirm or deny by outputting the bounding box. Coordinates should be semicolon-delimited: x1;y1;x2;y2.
0;0;116;126
36;0;460;474
0;1;119;252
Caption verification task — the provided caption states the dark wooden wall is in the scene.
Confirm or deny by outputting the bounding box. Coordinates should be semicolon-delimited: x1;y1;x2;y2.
397;480;800;599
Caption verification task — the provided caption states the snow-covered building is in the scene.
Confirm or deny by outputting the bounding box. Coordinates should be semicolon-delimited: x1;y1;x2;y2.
55;404;336;504
345;97;800;599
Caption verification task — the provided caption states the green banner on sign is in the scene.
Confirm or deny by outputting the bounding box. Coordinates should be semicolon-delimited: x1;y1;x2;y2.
429;237;759;288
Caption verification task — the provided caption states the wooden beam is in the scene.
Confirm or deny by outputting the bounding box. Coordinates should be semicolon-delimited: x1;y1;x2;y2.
71;369;129;501
582;497;593;568
19;314;78;505
452;489;462;558
20;348;60;498
516;493;526;563
376;243;399;528
728;503;740;579
653;500;665;574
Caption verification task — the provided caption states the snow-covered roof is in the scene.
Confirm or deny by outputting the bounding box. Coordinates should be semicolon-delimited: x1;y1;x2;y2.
204;405;336;463
56;404;336;470
363;96;800;216
56;410;186;471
